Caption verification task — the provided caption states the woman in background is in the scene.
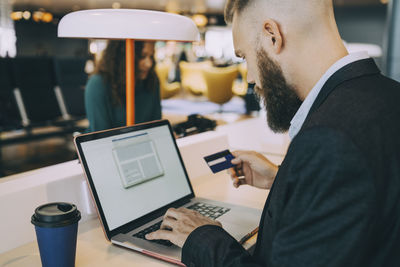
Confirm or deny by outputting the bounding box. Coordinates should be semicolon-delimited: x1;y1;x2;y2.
85;40;161;132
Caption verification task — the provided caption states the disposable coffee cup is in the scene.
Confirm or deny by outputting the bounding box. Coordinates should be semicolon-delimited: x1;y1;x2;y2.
31;202;81;267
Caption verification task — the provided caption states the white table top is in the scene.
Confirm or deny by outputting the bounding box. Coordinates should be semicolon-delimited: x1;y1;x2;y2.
0;115;288;265
0;171;270;267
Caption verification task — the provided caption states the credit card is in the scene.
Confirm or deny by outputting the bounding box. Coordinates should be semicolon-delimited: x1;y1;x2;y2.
204;149;235;174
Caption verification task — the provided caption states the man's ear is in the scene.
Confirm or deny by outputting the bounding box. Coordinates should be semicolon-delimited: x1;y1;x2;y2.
262;19;283;54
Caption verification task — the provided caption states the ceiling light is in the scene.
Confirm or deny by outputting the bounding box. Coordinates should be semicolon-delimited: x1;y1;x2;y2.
89;42;98;54
42;12;53;23
10;11;23;21
33;11;43;22
22;11;31;20
208;16;217;25
192;14;208;27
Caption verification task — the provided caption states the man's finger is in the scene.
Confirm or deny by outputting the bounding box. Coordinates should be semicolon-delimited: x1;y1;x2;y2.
145;229;174;241
233;177;247;188
228;167;238;178
233;178;239;188
161;217;176;230
165;208;184;220
233;177;240;188
231;151;258;166
235;165;244;177
231;157;242;165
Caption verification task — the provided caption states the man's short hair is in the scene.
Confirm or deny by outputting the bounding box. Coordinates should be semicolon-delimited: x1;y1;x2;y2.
224;0;251;24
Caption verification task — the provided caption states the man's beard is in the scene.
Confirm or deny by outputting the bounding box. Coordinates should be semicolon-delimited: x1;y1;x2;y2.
255;49;302;133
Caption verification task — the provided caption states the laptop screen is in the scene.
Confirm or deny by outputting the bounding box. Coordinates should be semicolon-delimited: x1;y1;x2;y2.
79;122;192;231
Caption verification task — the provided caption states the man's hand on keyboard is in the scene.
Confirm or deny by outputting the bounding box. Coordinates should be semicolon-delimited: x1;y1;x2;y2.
145;207;222;247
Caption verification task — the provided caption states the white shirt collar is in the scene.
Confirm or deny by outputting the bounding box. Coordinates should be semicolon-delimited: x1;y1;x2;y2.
288;52;370;140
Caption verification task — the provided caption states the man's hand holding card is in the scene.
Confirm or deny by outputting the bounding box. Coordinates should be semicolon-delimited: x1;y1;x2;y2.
204;150;278;190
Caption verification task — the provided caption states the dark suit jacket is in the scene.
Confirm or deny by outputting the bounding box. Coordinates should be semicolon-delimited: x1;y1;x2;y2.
181;59;400;267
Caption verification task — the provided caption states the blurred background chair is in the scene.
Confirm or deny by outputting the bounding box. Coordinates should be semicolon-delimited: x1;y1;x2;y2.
179;61;211;95
53;57;88;119
0;58;22;131
11;57;65;126
202;65;238;112
155;62;181;99
1;57;86;177
233;62;248;96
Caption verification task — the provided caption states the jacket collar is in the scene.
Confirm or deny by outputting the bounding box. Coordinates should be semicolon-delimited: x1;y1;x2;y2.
306;58;381;117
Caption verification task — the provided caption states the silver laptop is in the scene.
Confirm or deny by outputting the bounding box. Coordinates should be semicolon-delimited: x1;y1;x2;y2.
74;120;262;265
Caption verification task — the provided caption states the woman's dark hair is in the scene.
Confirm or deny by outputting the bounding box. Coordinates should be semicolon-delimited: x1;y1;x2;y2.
95;40;158;105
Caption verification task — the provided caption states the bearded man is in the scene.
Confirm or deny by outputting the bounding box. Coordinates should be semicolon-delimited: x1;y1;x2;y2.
147;1;400;266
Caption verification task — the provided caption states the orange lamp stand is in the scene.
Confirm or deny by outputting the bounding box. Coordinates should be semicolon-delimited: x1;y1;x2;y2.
126;39;135;126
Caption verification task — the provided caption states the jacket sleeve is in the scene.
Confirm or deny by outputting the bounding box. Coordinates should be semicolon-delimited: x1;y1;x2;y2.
182;225;263;267
182;127;375;267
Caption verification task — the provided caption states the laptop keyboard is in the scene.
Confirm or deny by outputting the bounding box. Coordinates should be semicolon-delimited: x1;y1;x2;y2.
133;202;231;247
186;202;230;219
133;221;174;247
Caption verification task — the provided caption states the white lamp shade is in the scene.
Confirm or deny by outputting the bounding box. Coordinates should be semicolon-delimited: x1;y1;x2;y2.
58;9;200;41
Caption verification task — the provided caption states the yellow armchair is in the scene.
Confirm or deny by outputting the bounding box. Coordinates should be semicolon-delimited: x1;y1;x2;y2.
202;65;239;111
155;62;181;99
179;61;211;95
